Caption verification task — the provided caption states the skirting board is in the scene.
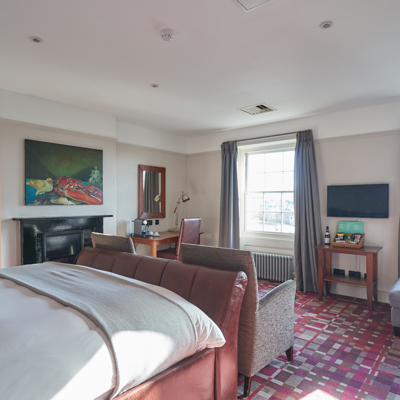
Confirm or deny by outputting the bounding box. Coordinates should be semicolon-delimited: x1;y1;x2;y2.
330;282;389;304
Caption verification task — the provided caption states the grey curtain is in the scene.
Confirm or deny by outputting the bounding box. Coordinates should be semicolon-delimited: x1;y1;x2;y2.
294;130;322;293
219;142;240;249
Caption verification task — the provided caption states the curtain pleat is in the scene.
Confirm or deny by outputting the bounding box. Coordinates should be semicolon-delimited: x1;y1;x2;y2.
219;142;240;249
294;130;322;293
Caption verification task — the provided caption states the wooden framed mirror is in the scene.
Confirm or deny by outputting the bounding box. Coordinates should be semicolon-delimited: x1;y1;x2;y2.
138;165;166;219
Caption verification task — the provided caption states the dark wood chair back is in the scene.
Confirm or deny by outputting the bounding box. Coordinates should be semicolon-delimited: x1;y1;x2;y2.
176;218;201;259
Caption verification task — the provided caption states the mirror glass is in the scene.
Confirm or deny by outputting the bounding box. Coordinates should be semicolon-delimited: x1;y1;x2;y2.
142;171;161;214
138;165;165;219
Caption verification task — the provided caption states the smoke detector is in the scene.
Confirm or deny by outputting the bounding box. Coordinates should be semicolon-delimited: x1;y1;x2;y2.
29;36;43;43
160;29;174;41
319;21;333;29
239;104;276;115
233;0;276;13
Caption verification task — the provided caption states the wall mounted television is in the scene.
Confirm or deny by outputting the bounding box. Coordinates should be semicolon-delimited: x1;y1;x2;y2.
327;184;389;219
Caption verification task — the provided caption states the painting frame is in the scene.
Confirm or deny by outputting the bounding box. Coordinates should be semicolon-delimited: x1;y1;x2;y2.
25;139;103;206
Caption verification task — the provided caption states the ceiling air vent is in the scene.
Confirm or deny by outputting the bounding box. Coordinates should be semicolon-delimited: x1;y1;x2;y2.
239;104;276;115
234;0;275;13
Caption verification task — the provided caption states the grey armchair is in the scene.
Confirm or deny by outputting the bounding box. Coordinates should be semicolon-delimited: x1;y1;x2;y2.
91;232;135;254
181;243;296;398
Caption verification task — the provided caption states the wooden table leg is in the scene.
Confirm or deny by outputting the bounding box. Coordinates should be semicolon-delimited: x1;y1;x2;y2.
318;249;324;301
325;252;331;295
366;253;373;311
373;253;378;304
151;242;157;258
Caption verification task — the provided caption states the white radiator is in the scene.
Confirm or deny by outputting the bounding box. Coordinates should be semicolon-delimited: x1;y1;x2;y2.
252;252;293;282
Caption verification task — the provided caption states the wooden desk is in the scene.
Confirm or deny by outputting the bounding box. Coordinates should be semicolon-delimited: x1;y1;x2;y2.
131;232;179;257
315;244;382;311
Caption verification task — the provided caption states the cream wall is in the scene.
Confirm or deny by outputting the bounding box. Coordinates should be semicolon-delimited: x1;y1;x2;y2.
316;131;400;302
0;91;189;266
0;120;117;268
0;123;2;267
0;90;117;138
187;131;399;303
116;143;188;256
187;100;400;154
187;151;221;247
117;121;187;154
0;121;190;265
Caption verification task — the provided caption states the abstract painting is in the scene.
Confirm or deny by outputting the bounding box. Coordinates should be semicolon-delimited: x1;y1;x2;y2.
25;140;103;205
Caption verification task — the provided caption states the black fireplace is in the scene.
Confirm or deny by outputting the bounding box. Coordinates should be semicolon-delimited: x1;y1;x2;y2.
13;215;113;265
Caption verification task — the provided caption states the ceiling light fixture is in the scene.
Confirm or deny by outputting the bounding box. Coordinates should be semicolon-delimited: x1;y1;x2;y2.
319;21;333;29
160;29;174;42
29;36;43;43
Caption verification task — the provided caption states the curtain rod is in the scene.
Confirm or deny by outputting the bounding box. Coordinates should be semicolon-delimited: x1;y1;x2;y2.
222;131;299;145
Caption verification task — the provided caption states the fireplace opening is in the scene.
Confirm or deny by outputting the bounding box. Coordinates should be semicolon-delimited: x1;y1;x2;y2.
43;230;84;262
13;215;113;265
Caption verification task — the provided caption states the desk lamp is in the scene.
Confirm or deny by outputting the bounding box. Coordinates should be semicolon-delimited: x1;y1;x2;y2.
169;191;190;232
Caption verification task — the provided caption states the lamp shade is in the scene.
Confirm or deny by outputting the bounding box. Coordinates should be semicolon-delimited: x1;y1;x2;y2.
182;192;190;202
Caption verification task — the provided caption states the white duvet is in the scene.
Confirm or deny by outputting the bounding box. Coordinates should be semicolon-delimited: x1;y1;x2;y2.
0;264;225;400
0;278;115;400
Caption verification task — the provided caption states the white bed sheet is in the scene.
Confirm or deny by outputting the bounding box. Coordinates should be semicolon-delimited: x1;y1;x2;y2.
0;278;116;400
0;263;226;400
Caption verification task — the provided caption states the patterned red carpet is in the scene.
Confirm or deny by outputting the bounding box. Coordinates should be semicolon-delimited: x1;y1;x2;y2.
237;280;400;400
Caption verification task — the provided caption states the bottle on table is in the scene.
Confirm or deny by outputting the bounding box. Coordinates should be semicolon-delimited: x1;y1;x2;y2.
325;226;330;245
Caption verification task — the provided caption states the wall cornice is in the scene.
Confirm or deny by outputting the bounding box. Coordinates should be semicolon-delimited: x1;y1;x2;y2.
0;118;118;142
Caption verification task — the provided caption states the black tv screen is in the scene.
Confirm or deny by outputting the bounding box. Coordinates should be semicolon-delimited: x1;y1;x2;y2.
327;184;389;218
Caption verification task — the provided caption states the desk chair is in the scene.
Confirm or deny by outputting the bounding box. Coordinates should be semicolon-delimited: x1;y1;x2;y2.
157;218;201;261
91;232;135;253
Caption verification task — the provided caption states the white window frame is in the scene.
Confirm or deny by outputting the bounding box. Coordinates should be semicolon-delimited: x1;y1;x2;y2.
238;139;296;253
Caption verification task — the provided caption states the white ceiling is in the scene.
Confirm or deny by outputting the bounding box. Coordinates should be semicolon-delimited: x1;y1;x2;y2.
1;0;400;137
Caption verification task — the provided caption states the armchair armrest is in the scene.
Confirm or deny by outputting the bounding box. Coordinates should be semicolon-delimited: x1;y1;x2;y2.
249;280;296;377
258;279;296;311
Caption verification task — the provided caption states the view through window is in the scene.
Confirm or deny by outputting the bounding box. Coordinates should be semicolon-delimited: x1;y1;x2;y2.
245;150;294;233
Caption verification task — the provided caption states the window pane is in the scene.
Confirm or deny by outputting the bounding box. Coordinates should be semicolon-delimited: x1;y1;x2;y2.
246;193;263;212
283;172;294;191
247;173;265;191
282;213;295;233
282;192;294;212
264;213;282;232
247;154;264;173
246;212;264;232
244;149;295;235
265;152;283;172
265;172;283;191
283;151;294;171
264;193;281;212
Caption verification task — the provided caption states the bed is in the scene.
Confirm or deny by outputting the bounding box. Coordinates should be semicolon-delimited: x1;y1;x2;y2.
0;247;247;400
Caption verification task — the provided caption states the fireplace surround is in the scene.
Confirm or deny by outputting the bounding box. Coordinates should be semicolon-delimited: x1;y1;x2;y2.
13;215;113;265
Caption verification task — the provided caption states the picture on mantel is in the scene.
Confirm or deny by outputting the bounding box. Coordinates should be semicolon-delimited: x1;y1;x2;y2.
25;139;103;206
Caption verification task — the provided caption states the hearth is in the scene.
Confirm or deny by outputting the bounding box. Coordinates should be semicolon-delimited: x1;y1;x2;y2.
13;215;113;265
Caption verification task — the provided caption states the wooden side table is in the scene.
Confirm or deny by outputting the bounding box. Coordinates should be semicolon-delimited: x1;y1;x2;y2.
314;244;382;311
